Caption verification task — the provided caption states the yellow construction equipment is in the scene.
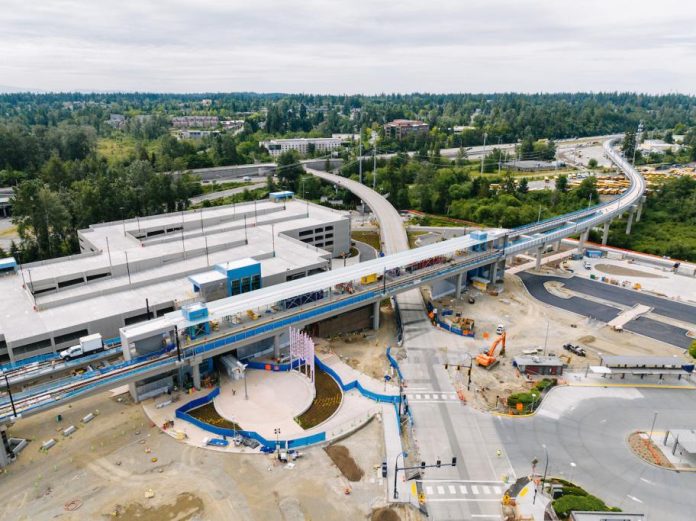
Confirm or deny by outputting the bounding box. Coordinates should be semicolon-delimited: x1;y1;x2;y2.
476;332;506;368
246;309;259;320
360;273;378;285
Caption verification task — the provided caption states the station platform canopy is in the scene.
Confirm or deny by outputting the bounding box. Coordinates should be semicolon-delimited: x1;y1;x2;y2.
601;355;687;369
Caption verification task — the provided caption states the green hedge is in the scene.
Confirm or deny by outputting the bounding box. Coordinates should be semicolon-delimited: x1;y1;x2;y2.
552;495;608;518
534;378;557;392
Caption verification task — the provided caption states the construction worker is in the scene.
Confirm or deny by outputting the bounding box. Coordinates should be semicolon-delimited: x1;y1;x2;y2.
496;449;502;458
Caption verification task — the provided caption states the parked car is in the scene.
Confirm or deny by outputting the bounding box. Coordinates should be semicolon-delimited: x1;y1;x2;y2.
563;343;586;356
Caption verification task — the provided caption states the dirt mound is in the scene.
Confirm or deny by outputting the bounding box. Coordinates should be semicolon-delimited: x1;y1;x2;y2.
109;492;204;520
371;507;401;521
577;335;595;344
595;263;665;278
325;444;364;481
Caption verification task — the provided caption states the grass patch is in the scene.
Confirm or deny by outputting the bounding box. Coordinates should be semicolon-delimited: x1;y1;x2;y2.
192;188;269;208
407;231;427;248
410;213;477;227
295;365;342;429
351;231;381;252
325;444;364;482
187;401;240;431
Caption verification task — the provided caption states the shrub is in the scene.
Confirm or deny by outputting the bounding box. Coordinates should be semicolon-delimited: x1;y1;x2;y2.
689;340;696;359
534;378;557;392
552;494;608;518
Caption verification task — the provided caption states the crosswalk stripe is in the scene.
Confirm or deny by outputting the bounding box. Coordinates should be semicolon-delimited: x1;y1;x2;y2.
459;485;468;494
426;486;434;495
437;486;445;494
424;394;430;399
449;394;457;400
415;394;421;399
471;485;479;494
493;486;502;494
448;485;456;494
482;485;491;494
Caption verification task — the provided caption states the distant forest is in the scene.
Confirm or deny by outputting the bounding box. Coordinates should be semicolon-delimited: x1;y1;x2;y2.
1;91;695;263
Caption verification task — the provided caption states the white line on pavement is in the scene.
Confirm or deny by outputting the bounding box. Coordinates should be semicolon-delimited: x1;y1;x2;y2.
448;485;456;494
437;486;445;494
471;485;479;494
627;495;643;503
459;485;468;494
427;498;501;503
426;486;433;495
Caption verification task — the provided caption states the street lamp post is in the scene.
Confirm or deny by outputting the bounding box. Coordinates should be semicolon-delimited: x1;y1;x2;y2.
533;444;549;504
274;428;281;456
393;451;407;500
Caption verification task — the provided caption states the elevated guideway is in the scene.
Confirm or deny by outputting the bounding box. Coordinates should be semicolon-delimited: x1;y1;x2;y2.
0;139;644;424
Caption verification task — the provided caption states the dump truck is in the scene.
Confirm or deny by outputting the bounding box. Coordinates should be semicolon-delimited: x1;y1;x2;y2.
59;333;103;361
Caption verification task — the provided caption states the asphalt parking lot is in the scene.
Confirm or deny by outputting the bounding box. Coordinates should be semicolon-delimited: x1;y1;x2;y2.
519;273;693;349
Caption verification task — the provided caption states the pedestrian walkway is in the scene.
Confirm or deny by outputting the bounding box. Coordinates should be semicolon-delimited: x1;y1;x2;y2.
321;352;400;397
381;402;408;502
421;479;505;502
406;391;460;403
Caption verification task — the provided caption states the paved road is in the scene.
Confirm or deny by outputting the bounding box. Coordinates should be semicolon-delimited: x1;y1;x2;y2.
519;273;693;349
498;386;696;520
352;239;377;261
541;274;696;325
623;317;693;349
519;272;622;321
190;182;265;204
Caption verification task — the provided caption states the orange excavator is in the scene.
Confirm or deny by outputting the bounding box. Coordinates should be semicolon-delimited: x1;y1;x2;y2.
476;332;506;369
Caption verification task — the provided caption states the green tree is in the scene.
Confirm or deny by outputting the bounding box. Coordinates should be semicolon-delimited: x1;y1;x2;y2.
276;150;305;192
689;340;696;359
555;174;568;193
588;158;598;169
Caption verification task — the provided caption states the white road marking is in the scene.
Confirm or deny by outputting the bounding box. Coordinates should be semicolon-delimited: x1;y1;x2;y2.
639;477;653;485
449;394;457;400
471;485;479;494
482;485;491;494
437;485;445;494
426;486;434;495
424;394;431;399
427;498;501;503
627;495;643;504
459;485;468;494
415;394;421;399
471;515;502;519
448;485;456;494
493;486;502;494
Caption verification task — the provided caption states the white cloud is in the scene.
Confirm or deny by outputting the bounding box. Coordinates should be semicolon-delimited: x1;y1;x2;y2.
0;0;695;93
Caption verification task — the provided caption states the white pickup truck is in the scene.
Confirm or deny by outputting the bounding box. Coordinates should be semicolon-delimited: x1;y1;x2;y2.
59;333;103;361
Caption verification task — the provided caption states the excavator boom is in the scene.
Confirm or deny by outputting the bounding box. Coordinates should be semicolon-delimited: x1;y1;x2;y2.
476;332;507;368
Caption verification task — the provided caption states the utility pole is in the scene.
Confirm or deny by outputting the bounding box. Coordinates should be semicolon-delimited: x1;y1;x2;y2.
372;145;377;190
358;135;363;184
480;132;488;175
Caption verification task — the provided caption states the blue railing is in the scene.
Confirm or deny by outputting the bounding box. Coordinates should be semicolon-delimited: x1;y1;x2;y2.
175;387;326;449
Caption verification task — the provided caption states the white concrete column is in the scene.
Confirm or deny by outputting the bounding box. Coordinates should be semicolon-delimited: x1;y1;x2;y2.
128;382;138;402
636;202;643;222
455;272;463;299
602;221;611;246
577;229;588;254
192;362;201;390
490;261;499;283
0;425;10;468
535;246;543;271
626;210;635;235
372;301;380;330
555;240;562;252
273;335;280;359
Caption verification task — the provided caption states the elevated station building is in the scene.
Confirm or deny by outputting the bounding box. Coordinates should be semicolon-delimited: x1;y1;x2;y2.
0;199;351;364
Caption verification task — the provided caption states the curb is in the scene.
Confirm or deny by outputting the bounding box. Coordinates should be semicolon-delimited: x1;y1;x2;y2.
626;430;696;473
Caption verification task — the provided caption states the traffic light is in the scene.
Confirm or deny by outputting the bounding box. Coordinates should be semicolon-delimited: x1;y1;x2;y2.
421;461;426;470
444;363;449;369
456;365;460;371
436;459;441;468
452;457;457;467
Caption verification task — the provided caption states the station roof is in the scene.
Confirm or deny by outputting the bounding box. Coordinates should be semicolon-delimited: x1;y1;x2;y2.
513;355;564;367
0;257;17;270
601;355;686;368
123;229;504;340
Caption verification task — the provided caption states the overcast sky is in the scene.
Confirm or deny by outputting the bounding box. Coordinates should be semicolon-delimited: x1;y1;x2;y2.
2;0;695;94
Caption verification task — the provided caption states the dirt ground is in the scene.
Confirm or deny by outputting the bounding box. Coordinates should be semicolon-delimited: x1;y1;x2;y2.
594;263;665;278
324;444;364;481
317;303;398;381
0;386;407;521
428;272;688;410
